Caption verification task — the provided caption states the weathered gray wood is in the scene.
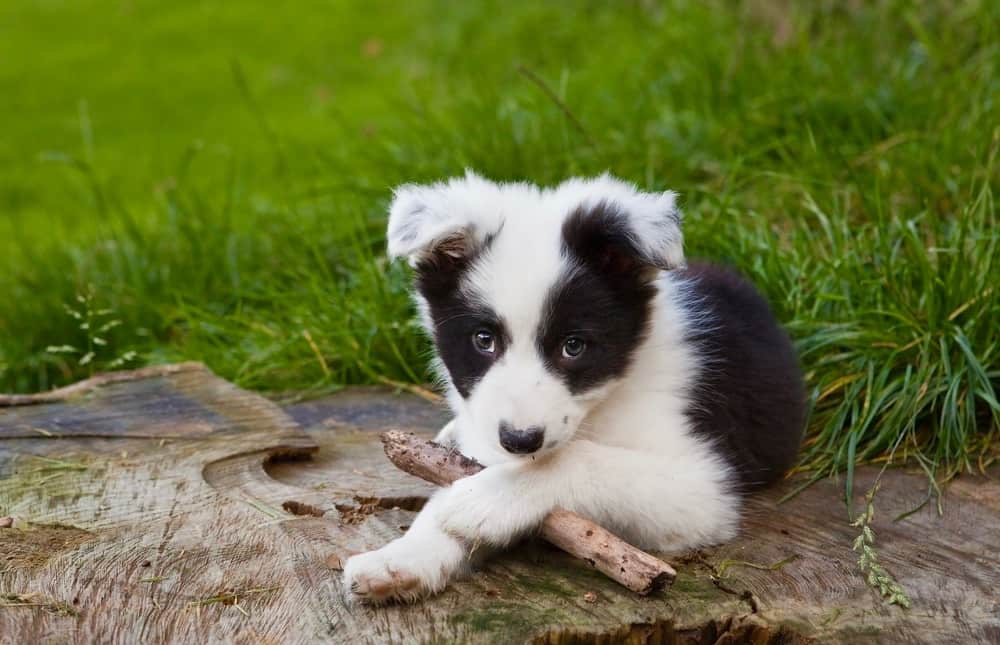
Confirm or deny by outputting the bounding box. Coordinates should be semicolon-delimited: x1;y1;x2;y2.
273;394;1000;644
2;364;998;644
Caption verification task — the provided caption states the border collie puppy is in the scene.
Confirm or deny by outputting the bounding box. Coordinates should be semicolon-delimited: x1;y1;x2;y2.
344;172;805;603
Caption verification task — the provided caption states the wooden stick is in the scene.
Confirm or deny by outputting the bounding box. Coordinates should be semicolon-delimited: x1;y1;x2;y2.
380;430;676;595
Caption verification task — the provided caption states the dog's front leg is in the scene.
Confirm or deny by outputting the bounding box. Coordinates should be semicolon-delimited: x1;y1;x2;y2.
343;461;554;604
432;418;457;447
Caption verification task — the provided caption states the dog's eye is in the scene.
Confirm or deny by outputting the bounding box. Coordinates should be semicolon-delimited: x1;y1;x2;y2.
473;330;496;354
561;337;586;359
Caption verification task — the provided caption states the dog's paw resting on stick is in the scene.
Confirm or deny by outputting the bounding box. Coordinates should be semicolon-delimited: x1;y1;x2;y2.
343;173;806;604
350;430;677;602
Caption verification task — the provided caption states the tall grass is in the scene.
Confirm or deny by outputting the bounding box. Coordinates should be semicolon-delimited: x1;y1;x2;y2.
1;0;997;481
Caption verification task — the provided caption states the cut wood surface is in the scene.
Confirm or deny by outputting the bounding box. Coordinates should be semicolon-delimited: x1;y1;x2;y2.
380;430;676;595
1;365;997;644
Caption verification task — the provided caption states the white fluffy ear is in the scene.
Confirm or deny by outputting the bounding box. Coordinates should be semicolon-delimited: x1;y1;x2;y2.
623;188;685;270
386;172;504;263
557;175;685;270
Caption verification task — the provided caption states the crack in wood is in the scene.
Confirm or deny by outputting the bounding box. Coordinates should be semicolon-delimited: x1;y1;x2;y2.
281;500;325;517
529;613;811;645
681;550;763;615
333;494;428;525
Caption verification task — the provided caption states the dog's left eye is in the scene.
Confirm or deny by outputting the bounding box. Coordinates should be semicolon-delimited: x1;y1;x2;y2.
473;330;496;354
561;336;586;359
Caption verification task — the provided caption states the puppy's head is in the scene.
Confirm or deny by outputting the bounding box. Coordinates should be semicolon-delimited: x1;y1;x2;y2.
387;172;684;464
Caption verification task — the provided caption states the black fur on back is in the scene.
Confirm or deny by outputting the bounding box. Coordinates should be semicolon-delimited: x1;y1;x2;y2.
681;262;806;491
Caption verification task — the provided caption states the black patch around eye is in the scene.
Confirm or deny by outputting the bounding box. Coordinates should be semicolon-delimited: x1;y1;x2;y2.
537;263;655;393
537;204;659;393
414;238;507;398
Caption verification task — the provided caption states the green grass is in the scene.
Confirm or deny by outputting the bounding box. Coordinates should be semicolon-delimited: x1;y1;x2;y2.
1;0;997;482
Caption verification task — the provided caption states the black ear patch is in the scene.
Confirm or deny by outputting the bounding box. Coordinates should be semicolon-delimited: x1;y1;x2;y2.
561;201;658;278
413;237;473;299
413;229;496;301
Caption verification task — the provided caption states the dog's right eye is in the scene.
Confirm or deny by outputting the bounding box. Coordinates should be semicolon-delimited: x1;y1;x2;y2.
472;330;496;354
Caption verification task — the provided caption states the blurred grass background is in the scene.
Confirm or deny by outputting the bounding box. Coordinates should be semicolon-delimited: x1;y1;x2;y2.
1;0;997;480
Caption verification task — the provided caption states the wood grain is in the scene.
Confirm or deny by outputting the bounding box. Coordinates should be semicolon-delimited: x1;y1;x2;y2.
0;363;204;407
1;364;997;643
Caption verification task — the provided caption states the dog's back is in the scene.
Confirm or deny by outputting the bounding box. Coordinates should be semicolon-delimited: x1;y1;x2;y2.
680;262;805;490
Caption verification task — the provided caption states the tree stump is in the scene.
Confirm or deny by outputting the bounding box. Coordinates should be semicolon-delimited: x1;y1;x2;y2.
1;363;997;643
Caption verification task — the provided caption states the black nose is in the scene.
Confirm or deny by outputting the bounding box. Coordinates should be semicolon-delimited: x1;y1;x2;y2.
498;421;545;454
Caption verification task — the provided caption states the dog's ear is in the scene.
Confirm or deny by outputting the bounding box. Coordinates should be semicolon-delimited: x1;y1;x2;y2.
560;177;684;275
386;172;503;264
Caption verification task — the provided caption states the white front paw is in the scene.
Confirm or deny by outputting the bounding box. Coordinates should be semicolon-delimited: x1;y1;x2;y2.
437;468;551;546
342;528;465;604
433;419;457;447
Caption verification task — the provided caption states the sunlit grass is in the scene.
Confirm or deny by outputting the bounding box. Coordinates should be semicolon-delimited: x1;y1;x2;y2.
1;0;997;483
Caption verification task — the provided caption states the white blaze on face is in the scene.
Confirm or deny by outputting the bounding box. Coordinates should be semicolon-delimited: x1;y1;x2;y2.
454;209;583;464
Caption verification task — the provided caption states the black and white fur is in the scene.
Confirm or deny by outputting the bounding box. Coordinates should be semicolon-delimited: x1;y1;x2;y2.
344;172;805;603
